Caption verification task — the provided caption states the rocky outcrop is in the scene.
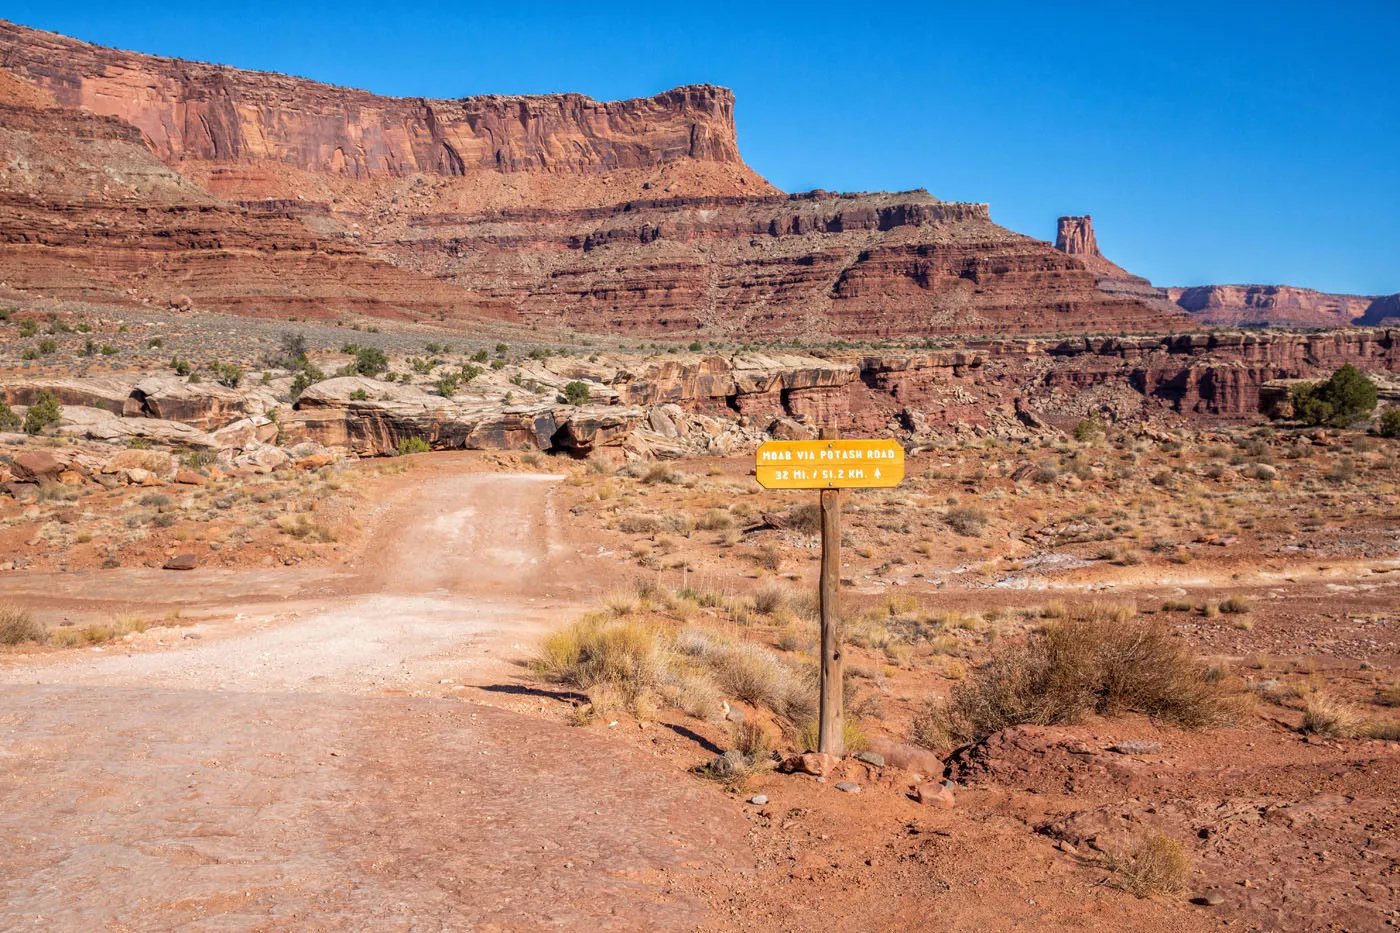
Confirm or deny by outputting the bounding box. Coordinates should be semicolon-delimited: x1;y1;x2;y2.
1055;216;1099;259
1169;284;1389;328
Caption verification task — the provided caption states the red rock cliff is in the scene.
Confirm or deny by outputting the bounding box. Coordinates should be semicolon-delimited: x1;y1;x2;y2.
1168;284;1393;328
0;20;745;181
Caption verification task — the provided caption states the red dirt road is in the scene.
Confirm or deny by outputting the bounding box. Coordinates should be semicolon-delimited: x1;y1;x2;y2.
0;470;747;931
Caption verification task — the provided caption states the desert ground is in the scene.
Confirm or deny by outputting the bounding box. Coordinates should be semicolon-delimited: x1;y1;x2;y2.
3;428;1398;932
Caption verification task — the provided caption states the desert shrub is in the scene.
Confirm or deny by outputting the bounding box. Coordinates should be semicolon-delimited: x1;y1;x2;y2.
291;360;326;398
1301;690;1360;737
797;718;869;754
752;580;790;615
563;380;591;405
944;506;987;537
396;436;431;455
170;356;193;376
1031;464;1059;484
533;615;665;702
730;719;773;759
1379;407;1400;438
1291;365;1378;427
0;604;46;645
0;401;19;432
696;508;733;531
1073;415;1105;442
351;345;388;376
276;514;335;543
37;338;57;355
1105;830;1191;898
210;362;243;388
1219;594;1252;614
349;388;368;401
1323;458;1356;484
674;630;815;721
1362;720;1400;740
912;605;1233;748
23;391;62;435
641;463;681;485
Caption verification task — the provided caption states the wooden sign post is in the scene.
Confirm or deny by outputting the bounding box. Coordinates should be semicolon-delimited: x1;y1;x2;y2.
755;430;905;756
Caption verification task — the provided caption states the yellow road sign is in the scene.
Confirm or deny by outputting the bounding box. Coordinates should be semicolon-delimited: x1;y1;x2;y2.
755;438;905;489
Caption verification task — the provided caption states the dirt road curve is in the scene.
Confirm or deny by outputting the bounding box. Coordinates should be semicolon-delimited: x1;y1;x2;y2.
0;472;745;931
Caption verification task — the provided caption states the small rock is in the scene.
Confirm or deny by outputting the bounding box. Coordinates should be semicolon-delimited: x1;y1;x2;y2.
835;782;861;794
781;752;836;777
749;795;768;806
916;784;956;809
1056;840;1078;855
855;751;886;768
163;554;198;571
723;701;744;724
1109;740;1162;755
1192;892;1225;907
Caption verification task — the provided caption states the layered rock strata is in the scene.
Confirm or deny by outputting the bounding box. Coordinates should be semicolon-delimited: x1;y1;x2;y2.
0;20;1189;337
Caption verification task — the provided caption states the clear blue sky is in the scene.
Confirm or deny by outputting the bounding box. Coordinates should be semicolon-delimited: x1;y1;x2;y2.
7;1;1398;294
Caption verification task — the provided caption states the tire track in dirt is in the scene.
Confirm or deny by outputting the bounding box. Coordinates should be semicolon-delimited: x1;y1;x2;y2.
0;471;747;931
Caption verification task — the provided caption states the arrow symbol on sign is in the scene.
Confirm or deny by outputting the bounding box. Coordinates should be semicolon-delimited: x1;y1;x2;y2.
874;468;882;478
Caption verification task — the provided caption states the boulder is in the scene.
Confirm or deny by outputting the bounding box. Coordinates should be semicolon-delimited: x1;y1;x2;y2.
101;449;174;477
163;553;199;570
11;450;65;481
781;752;836;777
916;783;956;809
174;470;208;485
768;416;815;441
234;444;291;474
866;737;944;776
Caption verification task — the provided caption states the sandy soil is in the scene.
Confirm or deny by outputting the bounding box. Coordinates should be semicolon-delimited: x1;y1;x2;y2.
0;465;747;931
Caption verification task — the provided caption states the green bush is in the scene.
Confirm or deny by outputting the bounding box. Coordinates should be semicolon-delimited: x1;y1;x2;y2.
1379;407;1400;438
170;356;192;376
397;436;431;455
210;362;243;388
352;345;388;376
563;380;591;405
1073;415;1105;441
1291;365;1378;427
471;349;489;363
349;388;368;401
23;391;62;435
37;338;57;355
0;401;19;432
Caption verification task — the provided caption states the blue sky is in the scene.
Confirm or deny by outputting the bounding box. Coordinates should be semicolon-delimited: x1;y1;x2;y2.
6;1;1397;294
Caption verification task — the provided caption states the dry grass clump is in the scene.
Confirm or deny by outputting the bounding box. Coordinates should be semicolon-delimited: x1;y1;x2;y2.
1219;594;1252;614
276;514;335;543
0;604;46;645
1300;690;1362;737
911;603;1235;748
48;614;165;647
752;580;790;616
533;614;665;704
696;508;733;531
674;630;815;721
536;611;818;727
1106;830;1192;898
943;507;987;537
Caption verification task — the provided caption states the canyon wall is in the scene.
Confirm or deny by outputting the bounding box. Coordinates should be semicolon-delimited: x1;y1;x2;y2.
0;20;1195;338
0;21;746;181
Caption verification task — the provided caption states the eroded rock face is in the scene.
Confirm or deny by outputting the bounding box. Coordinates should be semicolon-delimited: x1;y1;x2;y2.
0;21;1190;339
1055;216;1100;258
1169;284;1391;328
0;22;744;180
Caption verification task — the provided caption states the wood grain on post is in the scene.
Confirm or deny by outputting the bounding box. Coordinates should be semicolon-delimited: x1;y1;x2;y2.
817;427;844;756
